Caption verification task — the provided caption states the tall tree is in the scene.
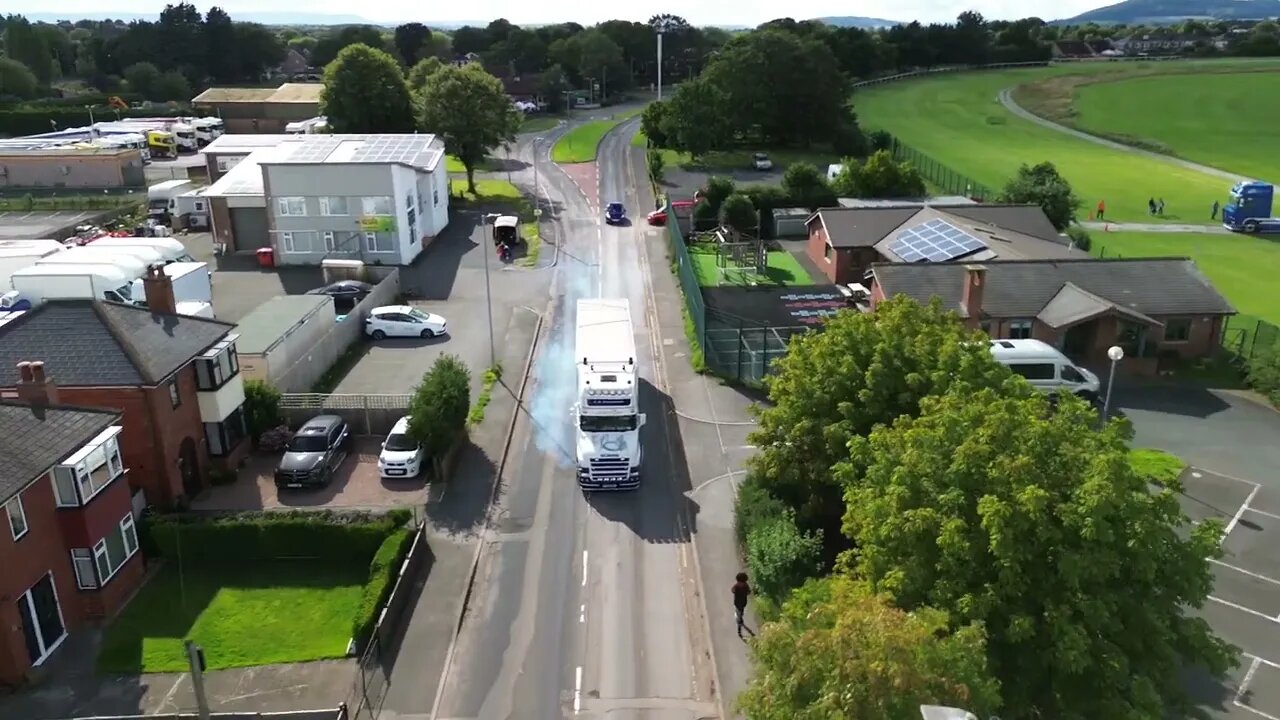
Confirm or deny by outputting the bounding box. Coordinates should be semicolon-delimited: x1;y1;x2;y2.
999;161;1081;230
449;25;489;56
230;23;285;82
739;574;1002;720
393;22;432;65
320;44;415;133
746;296;1015;559
838;388;1236;719
155;2;204;81
832;150;926;199
312;25;386;67
407;355;471;480
406;56;444;96
663;78;729;159
3;15;53;85
419;63;521;193
639;100;670;147
0;57;39;99
201;7;236;83
781;162;836;209
123;61;161;97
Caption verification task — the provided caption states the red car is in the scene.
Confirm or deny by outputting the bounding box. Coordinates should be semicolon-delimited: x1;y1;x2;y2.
646;200;695;226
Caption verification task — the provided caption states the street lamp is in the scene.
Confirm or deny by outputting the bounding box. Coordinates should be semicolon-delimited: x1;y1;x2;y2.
1101;344;1125;423
481;212;500;367
532;136;544;211
655;31;665;100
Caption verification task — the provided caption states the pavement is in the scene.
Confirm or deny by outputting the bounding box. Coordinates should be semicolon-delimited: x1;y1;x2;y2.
1081;221;1229;234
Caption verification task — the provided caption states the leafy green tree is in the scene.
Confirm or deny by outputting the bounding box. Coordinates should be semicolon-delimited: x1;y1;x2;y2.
393;22;432;65
701;176;735;213
838;388;1236;719
123;61;160;97
242;379;283;438
719;193;758;233
832;150;926;199
3;15;53;85
539;64;569;111
406;56;444;96
201;7;236;83
645;149;665;184
320;44;415;133
312;25;387;67
664;78;730;159
420;63;521;194
639;100;670;148
745;509;823;605
407;355;472;479
739;574;1002;720
0;57;39;99
153;69;192;102
781;162;836;210
999;161;1081;230
746;296;1014;559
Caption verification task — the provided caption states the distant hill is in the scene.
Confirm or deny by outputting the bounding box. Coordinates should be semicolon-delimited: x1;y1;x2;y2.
814;16;902;28
1060;0;1280;24
26;11;376;25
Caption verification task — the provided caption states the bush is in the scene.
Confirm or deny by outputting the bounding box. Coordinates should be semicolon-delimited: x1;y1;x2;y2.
720;193;758;233
868;129;893;152
1066;225;1092;252
243;379;284;438
258;424;292;452
745;509;824;605
1248;343;1280;406
351;527;416;649
148;510;411;565
734;472;787;545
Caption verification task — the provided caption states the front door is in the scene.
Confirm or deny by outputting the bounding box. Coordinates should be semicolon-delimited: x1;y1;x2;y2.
178;437;201;499
1062;321;1095;360
18;573;66;665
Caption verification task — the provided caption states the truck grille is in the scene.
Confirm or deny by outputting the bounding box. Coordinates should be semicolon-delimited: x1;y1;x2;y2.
579;458;638;490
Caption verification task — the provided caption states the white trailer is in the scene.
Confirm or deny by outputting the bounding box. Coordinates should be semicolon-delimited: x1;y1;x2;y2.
84;236;196;263
573;298;646;490
129;261;213;308
10;264;135;304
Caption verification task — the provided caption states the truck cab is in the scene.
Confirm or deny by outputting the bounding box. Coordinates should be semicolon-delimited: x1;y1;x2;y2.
1222;181;1280;234
146;130;177;159
574;298;646;490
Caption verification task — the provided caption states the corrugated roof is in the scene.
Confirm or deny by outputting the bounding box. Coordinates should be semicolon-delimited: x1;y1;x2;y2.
0;401;121;506
235;295;334;355
872;258;1237;319
0;300;236;387
267;83;324;103
191;82;322;105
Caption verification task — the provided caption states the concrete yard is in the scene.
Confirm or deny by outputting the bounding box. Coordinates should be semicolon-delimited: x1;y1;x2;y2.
0;209;127;239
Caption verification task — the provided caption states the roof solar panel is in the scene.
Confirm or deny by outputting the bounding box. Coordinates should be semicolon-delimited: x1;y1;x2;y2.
888;219;989;263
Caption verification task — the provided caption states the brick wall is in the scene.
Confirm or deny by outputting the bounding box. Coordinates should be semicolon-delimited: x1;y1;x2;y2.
210;197;235;253
806;223;861;284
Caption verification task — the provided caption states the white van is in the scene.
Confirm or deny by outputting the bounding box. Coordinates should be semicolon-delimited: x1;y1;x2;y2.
989;339;1101;397
83;236;196;263
10;264;135;304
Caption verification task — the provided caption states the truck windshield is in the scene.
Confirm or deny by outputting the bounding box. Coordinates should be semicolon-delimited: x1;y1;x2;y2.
580;414;638;433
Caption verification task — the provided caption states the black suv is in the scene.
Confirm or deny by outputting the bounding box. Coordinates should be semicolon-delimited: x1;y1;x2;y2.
274;415;351;489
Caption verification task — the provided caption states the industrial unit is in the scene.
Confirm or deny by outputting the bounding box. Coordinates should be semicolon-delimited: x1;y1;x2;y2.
203;133;450;266
191;83;323;134
0;146;146;190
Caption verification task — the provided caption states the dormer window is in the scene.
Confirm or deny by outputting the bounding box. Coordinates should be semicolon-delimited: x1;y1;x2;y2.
51;427;125;507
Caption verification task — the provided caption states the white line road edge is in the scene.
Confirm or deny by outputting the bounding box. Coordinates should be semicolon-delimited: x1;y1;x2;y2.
574;665;583;714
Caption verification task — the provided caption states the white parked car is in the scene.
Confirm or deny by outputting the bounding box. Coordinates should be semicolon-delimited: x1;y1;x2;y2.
365;305;448;340
752;152;773;170
378;416;427;479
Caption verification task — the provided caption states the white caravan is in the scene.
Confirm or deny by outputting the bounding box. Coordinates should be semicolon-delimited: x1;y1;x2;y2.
573;298;646;490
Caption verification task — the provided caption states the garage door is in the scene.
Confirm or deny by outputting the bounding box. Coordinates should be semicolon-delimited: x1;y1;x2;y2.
230;207;270;251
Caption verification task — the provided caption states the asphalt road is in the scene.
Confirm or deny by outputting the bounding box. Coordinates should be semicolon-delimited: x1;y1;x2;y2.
432;117;714;718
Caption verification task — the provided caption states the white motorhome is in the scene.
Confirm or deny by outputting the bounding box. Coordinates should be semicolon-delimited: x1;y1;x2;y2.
573;298;645;490
84;236;196;263
129;261;213;308
10;264;135;304
989;339;1101;397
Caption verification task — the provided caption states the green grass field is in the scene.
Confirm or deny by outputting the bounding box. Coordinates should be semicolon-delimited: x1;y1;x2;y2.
98;561;366;673
688;244;815;287
1071;73;1280;182
552;109;643;163
445;155;502;173
854;67;1239;224
520;114;562;133
1090;230;1280;327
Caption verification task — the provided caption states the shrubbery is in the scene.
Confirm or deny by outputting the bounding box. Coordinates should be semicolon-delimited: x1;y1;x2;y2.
1248;343;1280;407
351;528;416;649
745;509;823;607
147;509;411;565
1066;224;1092;251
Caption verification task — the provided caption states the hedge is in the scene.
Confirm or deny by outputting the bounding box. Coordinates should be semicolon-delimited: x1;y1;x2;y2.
0;107;188;137
351;528;416;650
147;509;412;566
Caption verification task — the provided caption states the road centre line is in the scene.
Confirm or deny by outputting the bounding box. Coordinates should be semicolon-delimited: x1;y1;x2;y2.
581;550;588;587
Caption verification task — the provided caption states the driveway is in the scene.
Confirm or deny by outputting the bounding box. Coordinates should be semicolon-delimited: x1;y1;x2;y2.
332;211;550;397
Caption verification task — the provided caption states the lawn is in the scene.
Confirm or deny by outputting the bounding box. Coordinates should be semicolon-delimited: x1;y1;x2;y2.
854;67;1235;224
450;177;524;203
1129;448;1185;485
1089;230;1280;327
551;108;644;163
445;155;502;173
520;114;562;133
633;130;838;174
1070;72;1280;182
688;244;815;287
98;561;367;673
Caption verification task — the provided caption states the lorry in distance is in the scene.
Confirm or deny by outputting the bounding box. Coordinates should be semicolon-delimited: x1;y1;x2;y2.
1222;181;1280;234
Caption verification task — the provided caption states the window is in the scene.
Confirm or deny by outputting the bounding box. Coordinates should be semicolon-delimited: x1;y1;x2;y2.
1009;362;1056;381
1007;319;1033;340
364;232;394;253
195;336;240;391
823;242;832;260
276;196;306;216
323;231;338;252
1061;365;1085;383
168;378;181;408
92;513;139;585
71;549;97;589
1164;318;1192;342
319;196;349;215
433;188;439;205
205;406;248;457
5;496;27;541
52;428;125;507
281;231;315;253
405;193;413;209
361;196;392;215
281;231;296;252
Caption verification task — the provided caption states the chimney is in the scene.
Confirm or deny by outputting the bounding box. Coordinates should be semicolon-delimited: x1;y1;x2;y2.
142;263;177;315
961;264;986;329
16;361;59;406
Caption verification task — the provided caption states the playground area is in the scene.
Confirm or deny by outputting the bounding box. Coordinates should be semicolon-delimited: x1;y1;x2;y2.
687;234;817;288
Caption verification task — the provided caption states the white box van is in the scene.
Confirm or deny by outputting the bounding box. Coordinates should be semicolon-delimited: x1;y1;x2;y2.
10;264;135;304
83;236;195;263
989;339;1101;397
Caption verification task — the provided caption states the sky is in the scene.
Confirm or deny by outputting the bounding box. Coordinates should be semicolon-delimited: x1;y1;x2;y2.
28;0;1117;26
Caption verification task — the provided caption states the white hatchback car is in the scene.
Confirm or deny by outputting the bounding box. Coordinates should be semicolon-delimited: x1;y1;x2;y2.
365;306;448;340
378;416;427;479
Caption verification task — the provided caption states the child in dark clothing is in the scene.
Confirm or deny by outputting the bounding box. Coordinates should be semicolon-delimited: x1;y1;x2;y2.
732;572;751;636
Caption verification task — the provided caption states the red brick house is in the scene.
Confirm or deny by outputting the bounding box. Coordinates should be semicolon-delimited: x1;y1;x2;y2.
806;203;1073;285
0;269;250;509
0;375;144;687
869;258;1237;373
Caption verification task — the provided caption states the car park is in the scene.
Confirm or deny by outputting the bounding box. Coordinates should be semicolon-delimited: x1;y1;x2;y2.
365;305;448;340
753;152;773;170
378;416;428;479
274;415;351;489
605;202;627;225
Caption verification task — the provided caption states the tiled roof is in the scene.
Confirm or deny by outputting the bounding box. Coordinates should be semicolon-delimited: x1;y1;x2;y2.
0;401;119;506
809;204;1063;249
872;258;1237;319
0;300;235;387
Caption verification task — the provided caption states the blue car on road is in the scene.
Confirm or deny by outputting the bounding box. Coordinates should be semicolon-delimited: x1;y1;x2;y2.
605;202;627;225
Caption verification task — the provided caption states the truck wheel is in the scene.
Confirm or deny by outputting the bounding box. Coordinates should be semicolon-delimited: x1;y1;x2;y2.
1244;220;1259;233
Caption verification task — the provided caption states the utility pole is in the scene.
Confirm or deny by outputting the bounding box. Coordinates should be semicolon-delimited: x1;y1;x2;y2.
481;213;499;367
602;65;608;103
656;31;665;100
185;640;210;720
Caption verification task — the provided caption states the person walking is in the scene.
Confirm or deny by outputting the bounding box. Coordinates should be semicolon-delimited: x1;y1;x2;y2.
732;572;752;637
1212;200;1220;220
1157;198;1166;216
1148;198;1157;216
1096;199;1106;221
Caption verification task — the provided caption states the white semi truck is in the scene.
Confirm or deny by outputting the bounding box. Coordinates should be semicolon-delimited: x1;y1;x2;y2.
573;298;646;490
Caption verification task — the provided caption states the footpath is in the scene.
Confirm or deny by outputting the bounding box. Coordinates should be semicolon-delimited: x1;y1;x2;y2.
1080;220;1228;234
634;149;759;719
